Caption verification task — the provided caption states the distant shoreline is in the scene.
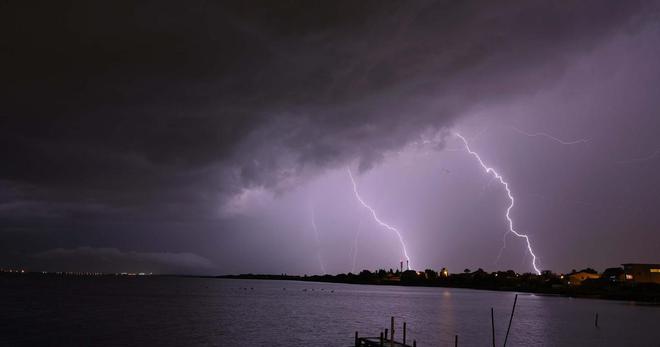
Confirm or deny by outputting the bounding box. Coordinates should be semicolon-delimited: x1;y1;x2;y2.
3;270;659;303
216;273;660;303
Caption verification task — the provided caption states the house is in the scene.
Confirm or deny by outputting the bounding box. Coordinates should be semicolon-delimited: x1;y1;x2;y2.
622;263;660;284
566;270;600;285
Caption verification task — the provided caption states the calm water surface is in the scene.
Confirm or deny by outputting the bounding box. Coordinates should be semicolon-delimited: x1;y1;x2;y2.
1;276;659;346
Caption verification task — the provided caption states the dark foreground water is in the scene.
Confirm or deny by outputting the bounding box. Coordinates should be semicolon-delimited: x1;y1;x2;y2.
1;276;659;346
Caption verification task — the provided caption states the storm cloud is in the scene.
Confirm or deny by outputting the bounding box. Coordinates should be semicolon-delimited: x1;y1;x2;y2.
31;247;213;273
1;1;659;274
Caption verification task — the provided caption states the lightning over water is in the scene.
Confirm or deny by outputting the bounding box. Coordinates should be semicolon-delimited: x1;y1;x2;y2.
455;133;542;275
310;205;327;274
347;168;412;270
495;229;509;266
351;219;363;273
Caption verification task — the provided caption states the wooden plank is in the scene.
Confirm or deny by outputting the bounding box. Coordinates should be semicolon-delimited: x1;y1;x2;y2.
359;337;411;347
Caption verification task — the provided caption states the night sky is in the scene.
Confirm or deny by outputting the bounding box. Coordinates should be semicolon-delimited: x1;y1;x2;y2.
2;1;660;275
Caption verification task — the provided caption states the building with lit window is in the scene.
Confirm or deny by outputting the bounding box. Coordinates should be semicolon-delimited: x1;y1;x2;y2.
622;263;660;284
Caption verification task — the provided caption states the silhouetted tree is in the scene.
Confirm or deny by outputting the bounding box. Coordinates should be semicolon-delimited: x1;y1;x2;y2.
425;269;438;280
602;267;624;281
401;270;419;283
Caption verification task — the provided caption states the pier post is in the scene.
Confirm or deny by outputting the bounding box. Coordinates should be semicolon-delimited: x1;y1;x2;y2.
491;307;496;347
355;331;359;347
455;335;458;347
390;316;395;347
595;313;599;328
503;294;518;347
379;332;384;347
403;322;407;345
413;340;416;347
384;329;388;342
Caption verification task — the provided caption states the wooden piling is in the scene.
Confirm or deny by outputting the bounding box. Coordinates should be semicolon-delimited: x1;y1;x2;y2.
391;316;395;346
595;313;599;328
491;307;496;347
355;331;359;347
503;294;518;347
384;328;388;341
413;340;416;347
454;334;458;347
403;322;407;345
379;332;384;347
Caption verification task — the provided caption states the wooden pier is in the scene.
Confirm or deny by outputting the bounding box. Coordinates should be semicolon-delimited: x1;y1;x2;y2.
353;294;523;347
355;336;414;347
354;317;416;347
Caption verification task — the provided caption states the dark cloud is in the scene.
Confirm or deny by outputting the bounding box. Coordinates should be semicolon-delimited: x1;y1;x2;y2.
1;1;646;191
0;0;657;273
30;247;213;274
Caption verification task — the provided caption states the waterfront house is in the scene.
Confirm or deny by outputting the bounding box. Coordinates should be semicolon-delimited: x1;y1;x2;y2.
622;263;660;284
566;270;600;285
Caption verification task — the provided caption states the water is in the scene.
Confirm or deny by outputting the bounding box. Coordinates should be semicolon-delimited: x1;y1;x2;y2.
1;276;659;346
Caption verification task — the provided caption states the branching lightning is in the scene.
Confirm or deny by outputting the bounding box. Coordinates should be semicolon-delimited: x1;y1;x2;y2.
347;168;412;270
508;126;590;145
351;219;363;273
310;205;327;274
495;229;509;265
617;148;660;164
455;133;541;275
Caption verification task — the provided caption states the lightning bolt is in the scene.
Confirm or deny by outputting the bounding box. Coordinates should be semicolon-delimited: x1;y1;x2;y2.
351;218;363;274
347;168;412;270
495;229;509;266
508;126;590;145
455;133;541;275
310;205;327;274
617;148;660;164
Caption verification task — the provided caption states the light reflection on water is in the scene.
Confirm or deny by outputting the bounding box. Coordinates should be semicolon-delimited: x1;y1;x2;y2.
1;277;659;346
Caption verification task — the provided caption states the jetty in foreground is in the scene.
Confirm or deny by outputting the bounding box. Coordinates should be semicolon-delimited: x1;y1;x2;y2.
354;317;416;347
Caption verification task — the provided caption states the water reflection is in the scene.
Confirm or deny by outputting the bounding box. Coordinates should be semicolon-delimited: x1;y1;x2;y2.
1;277;659;346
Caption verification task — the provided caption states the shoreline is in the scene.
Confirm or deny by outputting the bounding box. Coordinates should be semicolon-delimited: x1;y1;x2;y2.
216;274;660;303
3;271;659;303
